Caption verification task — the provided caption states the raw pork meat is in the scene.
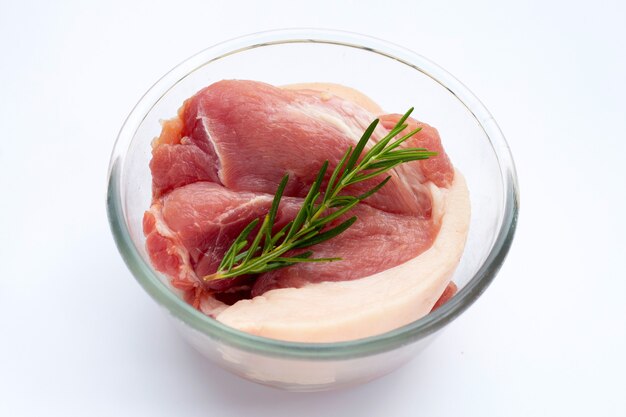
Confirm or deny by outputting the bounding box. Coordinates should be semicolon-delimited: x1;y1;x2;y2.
143;80;469;341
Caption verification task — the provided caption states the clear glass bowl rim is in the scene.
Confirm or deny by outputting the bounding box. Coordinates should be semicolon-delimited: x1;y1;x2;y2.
106;28;519;360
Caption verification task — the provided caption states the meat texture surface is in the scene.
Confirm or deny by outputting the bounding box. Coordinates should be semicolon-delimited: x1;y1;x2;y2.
143;80;466;340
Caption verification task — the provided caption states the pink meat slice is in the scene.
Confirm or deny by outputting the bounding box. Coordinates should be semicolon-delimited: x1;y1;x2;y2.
250;203;434;296
155;182;298;288
150;143;219;198
144;181;436;298
145;182;291;302
151;80;451;217
144;79;456;307
379;114;453;188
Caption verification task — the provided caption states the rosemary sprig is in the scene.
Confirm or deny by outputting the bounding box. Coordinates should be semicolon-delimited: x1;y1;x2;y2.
202;108;436;282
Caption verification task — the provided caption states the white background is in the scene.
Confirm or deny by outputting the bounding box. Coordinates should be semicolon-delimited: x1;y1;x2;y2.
1;0;625;416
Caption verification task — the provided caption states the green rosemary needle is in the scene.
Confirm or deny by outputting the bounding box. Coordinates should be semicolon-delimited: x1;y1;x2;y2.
202;108;436;282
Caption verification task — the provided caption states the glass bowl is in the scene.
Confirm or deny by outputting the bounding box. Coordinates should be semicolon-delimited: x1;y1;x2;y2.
106;29;519;391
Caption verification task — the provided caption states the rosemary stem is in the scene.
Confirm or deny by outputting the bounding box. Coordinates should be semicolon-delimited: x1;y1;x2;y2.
201;108;436;284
